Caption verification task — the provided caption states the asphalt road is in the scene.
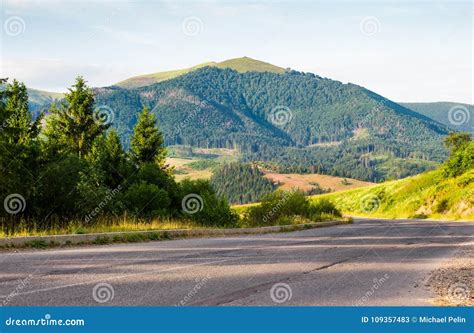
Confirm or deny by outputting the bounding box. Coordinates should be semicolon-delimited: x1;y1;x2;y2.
1;218;473;306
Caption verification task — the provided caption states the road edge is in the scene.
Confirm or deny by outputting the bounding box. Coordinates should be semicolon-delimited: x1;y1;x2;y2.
0;220;351;249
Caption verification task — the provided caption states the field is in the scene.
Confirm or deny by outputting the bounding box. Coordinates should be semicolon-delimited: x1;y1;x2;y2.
167;157;214;181
263;172;374;192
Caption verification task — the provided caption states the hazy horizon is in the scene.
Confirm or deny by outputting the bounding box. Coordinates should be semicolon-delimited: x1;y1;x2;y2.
1;0;472;104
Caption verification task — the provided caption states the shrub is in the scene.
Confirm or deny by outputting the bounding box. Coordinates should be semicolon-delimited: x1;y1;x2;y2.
309;199;342;219
124;182;171;217
244;190;342;227
180;179;238;227
435;198;449;213
245;190;309;226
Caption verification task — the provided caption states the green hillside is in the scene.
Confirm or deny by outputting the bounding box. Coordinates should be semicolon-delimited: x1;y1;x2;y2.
96;66;448;182
115;57;285;88
401;102;473;133
312;137;474;220
210;162;276;204
27;88;64;115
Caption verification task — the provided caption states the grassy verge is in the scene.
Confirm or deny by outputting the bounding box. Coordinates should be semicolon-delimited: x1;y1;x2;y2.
0;220;351;250
0;217;204;238
310;168;474;221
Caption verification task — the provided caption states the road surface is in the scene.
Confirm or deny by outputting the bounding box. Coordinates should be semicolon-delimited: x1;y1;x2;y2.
1;218;473;306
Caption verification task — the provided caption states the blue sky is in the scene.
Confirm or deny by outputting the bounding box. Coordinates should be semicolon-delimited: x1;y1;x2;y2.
1;0;472;103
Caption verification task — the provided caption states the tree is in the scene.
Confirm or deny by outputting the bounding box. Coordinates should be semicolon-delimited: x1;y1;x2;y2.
86;130;132;189
0;80;42;218
3;80;42;144
45;76;107;158
130;106;166;167
444;132;471;153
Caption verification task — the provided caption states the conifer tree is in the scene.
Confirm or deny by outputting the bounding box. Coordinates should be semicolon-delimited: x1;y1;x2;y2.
130;106;166;167
0;80;41;217
87;130;130;189
3;80;42;144
45;76;107;158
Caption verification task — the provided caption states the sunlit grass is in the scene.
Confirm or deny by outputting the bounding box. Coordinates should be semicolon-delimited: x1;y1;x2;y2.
310;168;474;221
0;216;206;238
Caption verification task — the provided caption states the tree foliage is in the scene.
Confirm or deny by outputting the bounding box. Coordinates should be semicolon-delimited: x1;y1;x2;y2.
45;77;107;158
0;77;234;234
94;67;448;181
131;106;166;167
210;162;276;204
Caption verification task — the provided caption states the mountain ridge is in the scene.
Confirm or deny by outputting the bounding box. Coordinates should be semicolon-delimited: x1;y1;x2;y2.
115;57;286;88
93;65;449;181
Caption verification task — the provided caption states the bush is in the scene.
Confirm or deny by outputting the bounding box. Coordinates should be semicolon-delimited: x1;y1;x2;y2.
135;163;181;210
443;139;473;178
245;190;309;226
124;182;171;217
34;155;86;220
180;179;238;227
309;199;342;219
244;190;342;227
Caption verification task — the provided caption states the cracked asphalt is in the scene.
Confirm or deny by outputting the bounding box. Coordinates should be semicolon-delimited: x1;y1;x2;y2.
0;218;472;306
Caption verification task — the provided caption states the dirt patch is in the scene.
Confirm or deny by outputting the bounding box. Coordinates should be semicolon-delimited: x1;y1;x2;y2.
426;249;473;306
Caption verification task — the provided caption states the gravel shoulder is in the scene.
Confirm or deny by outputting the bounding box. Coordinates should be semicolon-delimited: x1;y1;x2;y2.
426;247;473;306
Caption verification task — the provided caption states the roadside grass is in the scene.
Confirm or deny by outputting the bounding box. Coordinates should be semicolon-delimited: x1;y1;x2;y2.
0;217;203;238
310;168;474;221
0;221;351;250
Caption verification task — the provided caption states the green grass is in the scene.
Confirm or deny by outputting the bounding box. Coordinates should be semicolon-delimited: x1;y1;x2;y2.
310;168;474;220
0;217;204;238
116;57;285;88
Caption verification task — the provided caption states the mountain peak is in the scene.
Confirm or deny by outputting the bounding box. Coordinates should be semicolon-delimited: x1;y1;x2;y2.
215;57;285;74
115;57;285;88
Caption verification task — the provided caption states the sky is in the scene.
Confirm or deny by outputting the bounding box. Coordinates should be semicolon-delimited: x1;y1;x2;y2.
0;0;472;103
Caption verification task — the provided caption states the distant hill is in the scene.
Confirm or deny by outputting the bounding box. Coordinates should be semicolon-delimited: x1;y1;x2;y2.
27;88;64;116
94;63;448;182
314;139;474;220
401;102;473;133
115;57;285;88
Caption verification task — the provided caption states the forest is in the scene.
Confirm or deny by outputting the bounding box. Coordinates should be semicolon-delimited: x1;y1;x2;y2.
0;77;237;235
88;67;449;182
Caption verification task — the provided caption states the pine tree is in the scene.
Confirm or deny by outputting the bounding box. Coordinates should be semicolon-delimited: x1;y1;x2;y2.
0;80;41;217
130;106;166;167
45;76;107;158
87;130;131;189
3;80;42;144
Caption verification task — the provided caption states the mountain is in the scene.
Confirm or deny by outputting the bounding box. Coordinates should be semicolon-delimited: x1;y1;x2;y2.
315;139;474;220
27;88;64;116
92;59;449;182
115;57;285;88
401;102;473;133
